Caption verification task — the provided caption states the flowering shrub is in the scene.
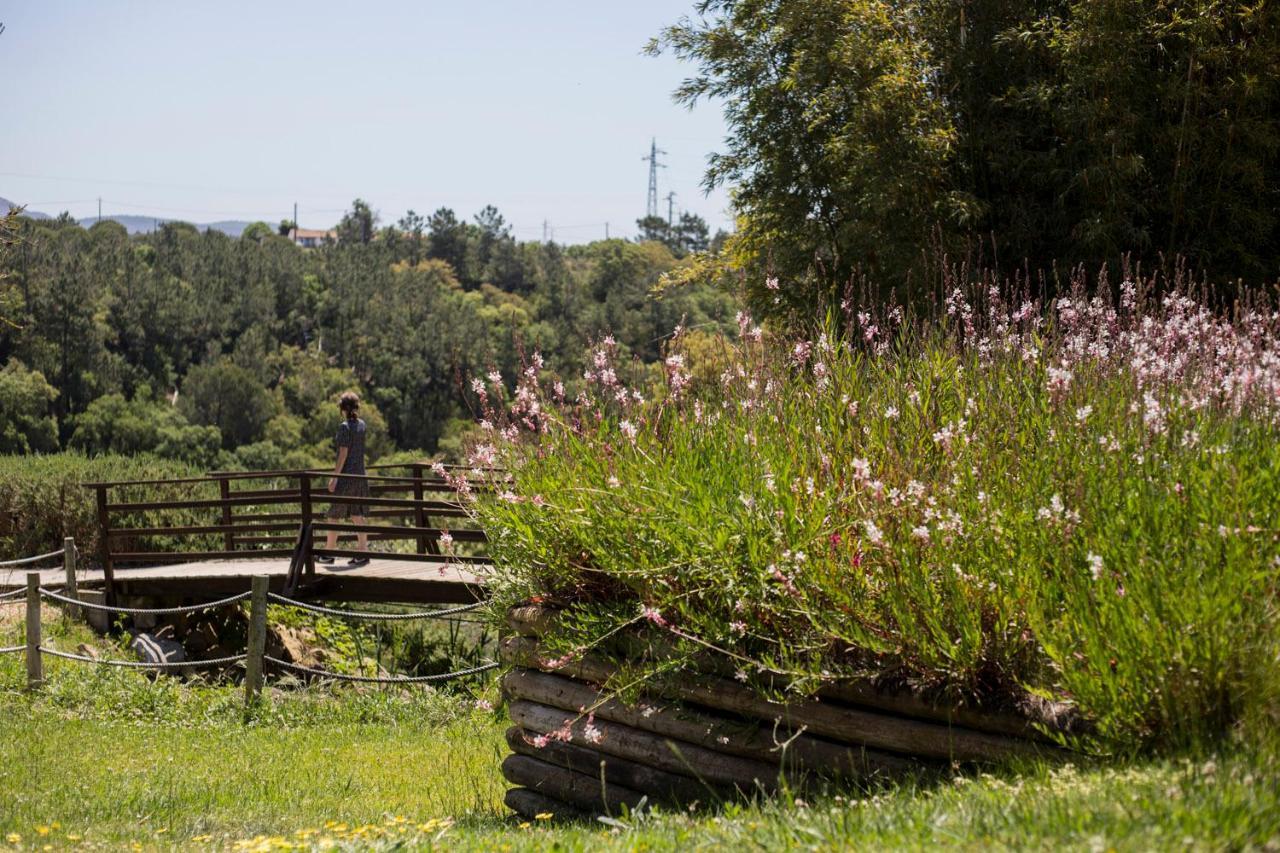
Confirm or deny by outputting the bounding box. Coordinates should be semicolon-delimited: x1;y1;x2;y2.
465;270;1280;750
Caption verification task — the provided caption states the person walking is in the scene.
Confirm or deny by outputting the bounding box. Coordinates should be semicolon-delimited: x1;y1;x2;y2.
316;391;371;567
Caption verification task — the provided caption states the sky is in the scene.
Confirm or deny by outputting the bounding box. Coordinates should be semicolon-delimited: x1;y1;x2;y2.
0;2;732;242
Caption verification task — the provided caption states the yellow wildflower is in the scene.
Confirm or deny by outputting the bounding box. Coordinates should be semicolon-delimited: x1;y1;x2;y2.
37;826;51;835
535;812;554;820
518;822;532;830
6;834;21;844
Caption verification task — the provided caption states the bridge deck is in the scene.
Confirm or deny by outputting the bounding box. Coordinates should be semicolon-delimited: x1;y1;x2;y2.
1;556;487;605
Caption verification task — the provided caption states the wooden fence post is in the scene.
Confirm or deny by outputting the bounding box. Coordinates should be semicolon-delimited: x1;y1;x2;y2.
299;475;316;577
26;572;42;690
62;537;78;620
219;477;235;552
244;575;269;705
413;464;427;554
95;485;116;607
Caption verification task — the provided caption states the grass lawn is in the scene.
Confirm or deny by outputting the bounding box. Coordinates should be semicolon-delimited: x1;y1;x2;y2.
2;644;1277;850
3;601;1278;850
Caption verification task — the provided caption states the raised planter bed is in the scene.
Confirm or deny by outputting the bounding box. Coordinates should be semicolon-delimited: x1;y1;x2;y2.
498;605;1076;818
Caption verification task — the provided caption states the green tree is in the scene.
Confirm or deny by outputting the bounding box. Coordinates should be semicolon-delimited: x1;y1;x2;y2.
179;358;279;449
69;388;221;467
241;221;275;242
336;199;377;245
0;360;59;453
652;0;964;312
653;0;1280;314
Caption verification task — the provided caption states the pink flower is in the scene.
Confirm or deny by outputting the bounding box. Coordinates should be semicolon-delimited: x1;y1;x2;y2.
641;606;669;628
438;530;454;553
619;420;638;441
583;713;603;744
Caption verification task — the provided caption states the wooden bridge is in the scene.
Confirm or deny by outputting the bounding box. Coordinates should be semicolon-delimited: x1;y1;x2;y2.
0;464;490;606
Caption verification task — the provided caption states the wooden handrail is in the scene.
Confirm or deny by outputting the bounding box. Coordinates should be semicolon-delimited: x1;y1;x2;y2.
312;522;486;541
311;548;491;564
87;467;489;588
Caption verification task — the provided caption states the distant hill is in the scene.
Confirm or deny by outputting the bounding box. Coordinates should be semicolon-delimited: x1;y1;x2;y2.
1;196;50;220
3;197;252;236
75;216;252;237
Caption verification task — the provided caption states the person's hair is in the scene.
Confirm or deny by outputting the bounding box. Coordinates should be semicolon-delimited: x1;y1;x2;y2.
338;391;360;421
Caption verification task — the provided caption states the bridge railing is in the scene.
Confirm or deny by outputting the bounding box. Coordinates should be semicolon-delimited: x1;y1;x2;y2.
83;464;491;604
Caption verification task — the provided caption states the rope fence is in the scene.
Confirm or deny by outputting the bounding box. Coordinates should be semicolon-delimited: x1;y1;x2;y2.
266;593;484;621
0;547;66;567
39;648;248;669
40;588;252;616
6;556;497;706
265;657;498;684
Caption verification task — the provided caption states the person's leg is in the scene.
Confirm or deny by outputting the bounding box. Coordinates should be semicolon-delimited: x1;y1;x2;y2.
352;515;369;552
317;502;343;564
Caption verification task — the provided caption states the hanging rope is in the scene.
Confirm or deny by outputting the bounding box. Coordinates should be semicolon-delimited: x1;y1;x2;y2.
266;593;485;621
39;588;251;616
0;548;66;567
264;656;498;683
39;647;248;669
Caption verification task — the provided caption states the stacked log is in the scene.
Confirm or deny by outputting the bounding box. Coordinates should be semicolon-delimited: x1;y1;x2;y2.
499;606;1069;819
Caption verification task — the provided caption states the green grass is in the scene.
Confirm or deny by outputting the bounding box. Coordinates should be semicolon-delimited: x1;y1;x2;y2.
2;616;1278;850
1;684;1277;850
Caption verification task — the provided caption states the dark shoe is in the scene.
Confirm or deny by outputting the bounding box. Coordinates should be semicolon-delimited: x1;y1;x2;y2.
314;555;335;564
346;556;370;568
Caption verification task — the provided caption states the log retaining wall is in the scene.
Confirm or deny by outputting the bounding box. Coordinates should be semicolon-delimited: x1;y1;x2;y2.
499;605;1069;819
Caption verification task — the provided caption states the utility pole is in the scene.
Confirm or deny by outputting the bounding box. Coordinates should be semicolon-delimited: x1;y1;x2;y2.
605;222;610;240
542;220;549;243
665;191;677;228
642;137;667;219
293;201;298;235
97;197;102;223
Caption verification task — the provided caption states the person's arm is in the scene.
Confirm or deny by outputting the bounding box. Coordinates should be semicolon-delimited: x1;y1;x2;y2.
328;446;349;493
329;423;352;493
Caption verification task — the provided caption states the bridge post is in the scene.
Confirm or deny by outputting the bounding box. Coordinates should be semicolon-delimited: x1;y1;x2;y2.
219;477;234;552
413;464;426;554
300;474;315;577
244;575;269;705
62;537;78;620
95;485;116;607
26;572;42;689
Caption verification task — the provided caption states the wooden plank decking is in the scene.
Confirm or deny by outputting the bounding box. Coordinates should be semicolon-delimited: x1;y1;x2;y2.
0;555;488;605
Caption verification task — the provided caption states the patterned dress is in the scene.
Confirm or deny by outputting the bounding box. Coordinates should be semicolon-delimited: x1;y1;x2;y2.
327;417;370;518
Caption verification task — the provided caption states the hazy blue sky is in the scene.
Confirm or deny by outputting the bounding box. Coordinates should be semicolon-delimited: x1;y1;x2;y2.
1;2;731;242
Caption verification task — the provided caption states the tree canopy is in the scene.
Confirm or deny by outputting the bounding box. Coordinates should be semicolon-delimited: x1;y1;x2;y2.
653;0;1280;315
0;201;739;467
